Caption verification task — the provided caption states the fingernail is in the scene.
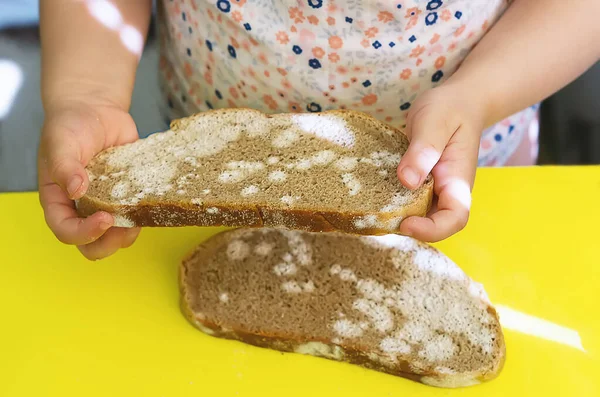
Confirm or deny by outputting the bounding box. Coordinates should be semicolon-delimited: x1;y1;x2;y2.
67;176;83;198
99;221;112;231
401;167;420;187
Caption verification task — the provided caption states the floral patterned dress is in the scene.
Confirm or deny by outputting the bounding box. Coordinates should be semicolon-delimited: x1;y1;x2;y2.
157;0;539;166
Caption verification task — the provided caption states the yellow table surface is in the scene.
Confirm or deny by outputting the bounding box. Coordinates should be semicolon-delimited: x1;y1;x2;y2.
1;166;599;396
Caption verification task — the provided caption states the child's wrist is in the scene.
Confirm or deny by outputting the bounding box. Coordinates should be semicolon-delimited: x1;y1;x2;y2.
42;78;131;115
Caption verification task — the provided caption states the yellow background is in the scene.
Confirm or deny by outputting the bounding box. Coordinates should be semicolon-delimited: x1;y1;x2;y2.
1;167;599;396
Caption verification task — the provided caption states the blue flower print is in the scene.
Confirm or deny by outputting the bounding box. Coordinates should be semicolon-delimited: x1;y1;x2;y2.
308;0;323;9
425;12;438;25
455;11;463;19
293;45;303;54
309;58;322;69
427;0;443;11
431;70;444;82
400;102;411;110
372;40;382;49
215;90;223;99
244;23;251;31
307;102;322;112
217;0;231;13
228;45;237;58
206;40;213;51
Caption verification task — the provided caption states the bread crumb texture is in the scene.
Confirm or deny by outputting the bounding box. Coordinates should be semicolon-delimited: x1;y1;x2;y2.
182;229;505;387
83;110;432;231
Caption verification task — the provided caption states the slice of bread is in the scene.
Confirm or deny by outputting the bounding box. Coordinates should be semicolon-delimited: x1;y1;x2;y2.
77;109;433;234
180;229;505;388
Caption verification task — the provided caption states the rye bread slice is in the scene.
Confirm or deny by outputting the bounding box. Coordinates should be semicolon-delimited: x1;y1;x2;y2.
77;109;433;234
180;229;505;388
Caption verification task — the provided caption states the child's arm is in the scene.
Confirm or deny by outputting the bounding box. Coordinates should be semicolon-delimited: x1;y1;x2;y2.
39;0;152;260
397;0;600;242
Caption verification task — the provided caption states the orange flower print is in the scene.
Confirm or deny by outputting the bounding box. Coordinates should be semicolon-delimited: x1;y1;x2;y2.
289;7;305;24
400;68;412;80
263;95;278;110
337;66;348;74
250;85;257;92
329;35;343;49
204;71;213;85
308;15;319;25
277;67;287;76
328;52;340;63
258;53;268;65
362;94;378;106
232;10;243;22
342;82;350;88
410;45;425;58
405;7;422;18
385;116;393;123
416;58;423;66
454;25;466;37
249;37;259;46
327;16;335;25
441;9;451;21
232;0;246;6
242;40;251;51
207;9;214;21
448;42;457;51
228;99;237;108
282;79;292;89
430;33;441;44
288;102;301;113
291;25;297;33
264;70;270;77
229;87;240;99
184;62;193;77
360;39;370;48
365;27;379;38
378;11;394;23
350;77;358;83
312;46;325;58
435;56;446;69
328;4;337;12
276;31;289;45
230;37;239;48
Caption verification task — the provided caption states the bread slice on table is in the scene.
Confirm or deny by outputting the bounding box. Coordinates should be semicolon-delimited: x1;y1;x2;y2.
77;109;433;235
180;228;505;388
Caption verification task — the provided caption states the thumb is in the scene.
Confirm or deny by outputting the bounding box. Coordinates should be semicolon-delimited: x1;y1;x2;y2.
397;106;458;190
41;124;89;200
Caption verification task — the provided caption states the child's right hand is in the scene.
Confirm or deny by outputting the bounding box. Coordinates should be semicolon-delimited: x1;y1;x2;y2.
38;100;141;260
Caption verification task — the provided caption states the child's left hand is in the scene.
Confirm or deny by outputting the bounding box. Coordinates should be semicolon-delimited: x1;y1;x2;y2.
397;84;486;242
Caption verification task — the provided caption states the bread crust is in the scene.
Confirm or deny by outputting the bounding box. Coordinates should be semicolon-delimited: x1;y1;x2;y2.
178;230;506;388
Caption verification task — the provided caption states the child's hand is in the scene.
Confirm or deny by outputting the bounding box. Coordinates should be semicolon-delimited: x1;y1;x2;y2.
397;85;485;242
38;100;141;260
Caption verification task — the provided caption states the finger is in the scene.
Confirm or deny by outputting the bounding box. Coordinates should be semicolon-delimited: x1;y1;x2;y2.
400;127;479;241
398;106;459;190
78;227;141;260
399;178;471;242
40;182;114;245
41;125;89;200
